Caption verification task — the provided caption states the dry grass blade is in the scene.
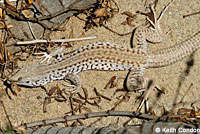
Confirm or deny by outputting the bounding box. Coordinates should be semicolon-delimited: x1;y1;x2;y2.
16;36;97;45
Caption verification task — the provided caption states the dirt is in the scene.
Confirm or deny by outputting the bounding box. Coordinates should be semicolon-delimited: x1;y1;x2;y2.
0;0;200;130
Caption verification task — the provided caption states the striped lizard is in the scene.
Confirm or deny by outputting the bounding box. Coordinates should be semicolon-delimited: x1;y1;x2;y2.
8;1;200;93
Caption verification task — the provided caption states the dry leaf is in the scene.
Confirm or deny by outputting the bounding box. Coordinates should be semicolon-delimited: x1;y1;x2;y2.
177;108;191;115
6;25;13;29
73;104;80;112
82;87;88;99
16;127;26;134
28;0;33;4
73;98;84;104
0;21;5;29
0;53;2;61
22;9;33;18
81;106;92;113
13;82;21;92
71;121;78;127
127;17;134;27
48;87;57;96
121;11;133;17
104;76;117;89
94;8;106;17
79;32;85;38
5;0;17;11
0;8;2;18
69;28;74;39
93;18;100;25
121;21;127;25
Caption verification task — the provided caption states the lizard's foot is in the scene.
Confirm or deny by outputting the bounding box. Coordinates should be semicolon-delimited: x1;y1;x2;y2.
136;78;154;112
34;46;66;64
126;70;155;112
34;52;52;64
63;74;81;92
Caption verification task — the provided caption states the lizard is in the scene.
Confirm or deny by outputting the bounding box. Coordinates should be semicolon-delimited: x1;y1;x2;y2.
7;0;200;94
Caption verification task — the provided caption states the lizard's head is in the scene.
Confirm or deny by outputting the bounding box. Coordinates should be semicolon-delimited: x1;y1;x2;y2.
8;66;37;87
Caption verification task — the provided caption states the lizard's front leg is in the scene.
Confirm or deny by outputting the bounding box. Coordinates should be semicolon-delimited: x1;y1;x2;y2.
34;46;66;64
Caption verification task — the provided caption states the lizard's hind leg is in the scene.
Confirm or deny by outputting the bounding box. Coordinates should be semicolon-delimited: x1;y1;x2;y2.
63;74;81;92
146;0;174;42
126;69;147;92
126;69;155;112
133;0;175;50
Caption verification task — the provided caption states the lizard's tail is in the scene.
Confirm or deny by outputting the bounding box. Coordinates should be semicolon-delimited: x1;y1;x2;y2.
148;31;200;68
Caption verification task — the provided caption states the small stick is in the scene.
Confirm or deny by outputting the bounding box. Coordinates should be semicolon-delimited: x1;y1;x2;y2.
0;100;13;129
27;21;36;40
0;0;17;3
16;36;97;45
17;110;159;129
183;11;200;18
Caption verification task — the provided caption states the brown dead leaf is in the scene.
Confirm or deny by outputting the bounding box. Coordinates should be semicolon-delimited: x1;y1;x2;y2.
79;32;85;38
12;82;21;92
0;8;3;18
82;87;88;99
121;21;127;25
94;8;106;17
69;28;74;39
48;87;57;96
127;17;134;27
0;21;5;29
121;11;136;27
100;0;111;8
16;127;26;134
177;108;191;115
6;25;13;29
27;0;33;4
81;106;92;113
190;109;196;118
5;0;17;11
104;76;117;89
71;121;78;127
90;101;101;108
73;104;80;112
73;98;84;104
10;84;18;96
151;111;156;116
77;92;86;100
22;9;33;18
93;18;100;25
121;11;133;17
0;53;2;61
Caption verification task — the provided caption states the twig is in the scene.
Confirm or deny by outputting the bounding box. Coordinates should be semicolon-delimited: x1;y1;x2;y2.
27;21;36;39
183;11;200;18
0;0;81;22
0;0;17;3
0;0;94;30
0;101;13;129
37;0;82;21
102;23;132;36
17;110;159;129
16;36;97;45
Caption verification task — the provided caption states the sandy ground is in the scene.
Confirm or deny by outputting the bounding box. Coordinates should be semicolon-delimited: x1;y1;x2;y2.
1;0;200;129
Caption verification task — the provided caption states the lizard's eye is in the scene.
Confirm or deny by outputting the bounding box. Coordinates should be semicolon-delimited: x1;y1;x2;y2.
25;81;30;84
